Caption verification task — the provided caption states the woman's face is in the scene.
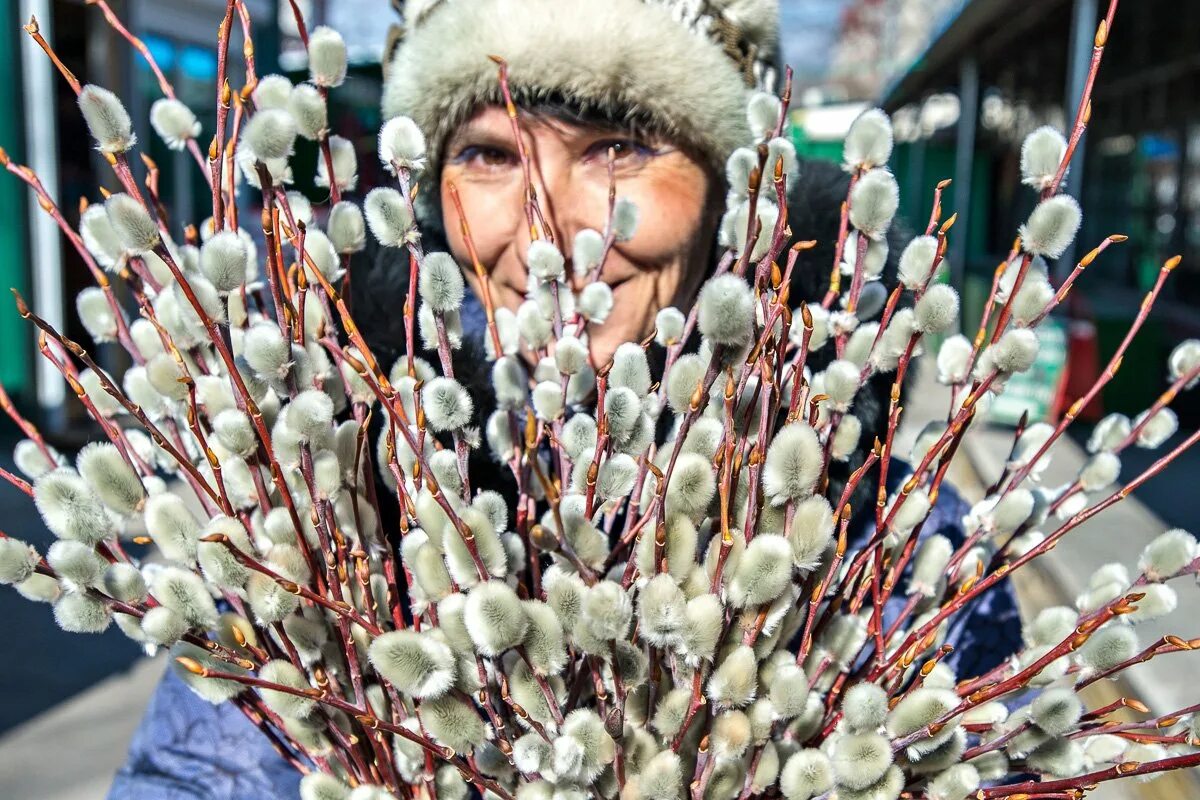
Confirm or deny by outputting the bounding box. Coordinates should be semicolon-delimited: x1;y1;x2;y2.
440;105;719;367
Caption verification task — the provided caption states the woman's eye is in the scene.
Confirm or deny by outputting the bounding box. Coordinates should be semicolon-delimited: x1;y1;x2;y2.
588;138;657;162
453;145;516;168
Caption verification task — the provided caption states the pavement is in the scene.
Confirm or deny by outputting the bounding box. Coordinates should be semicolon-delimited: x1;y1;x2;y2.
2;364;1199;798
896;357;1200;800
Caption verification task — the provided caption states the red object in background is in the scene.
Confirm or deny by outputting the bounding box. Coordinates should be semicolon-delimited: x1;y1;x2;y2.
1057;318;1104;422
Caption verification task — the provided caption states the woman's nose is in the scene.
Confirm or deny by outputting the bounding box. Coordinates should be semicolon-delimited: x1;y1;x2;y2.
521;148;610;264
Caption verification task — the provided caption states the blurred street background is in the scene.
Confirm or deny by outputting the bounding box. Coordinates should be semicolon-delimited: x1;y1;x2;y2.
1;0;1199;797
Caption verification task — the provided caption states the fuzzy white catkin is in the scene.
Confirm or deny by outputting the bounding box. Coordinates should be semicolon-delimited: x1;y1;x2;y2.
1076;624;1138;673
1138;529;1198;581
379;115;426;172
300;773;352;800
612;197;640;242
144;492;201;562
316;135;358;191
34;469;114;545
288;84;328;140
1087;413;1130;454
1079;452;1120;492
1020;195;1082;259
707;644;757;708
287;390;335;442
1031;687;1083;736
323;202;364;255
527;240;565;281
843;108;893;170
1169;339;1200;388
830;732;893;790
308;26;347;87
1134;407;1178;448
254;74;293;109
152;566;220;628
781;749;833;800
841;682;888;733
531;381;564;421
243;108;297;162
988;328;1040;374
76;287;118;343
422;377;473;431
823;360;860;411
79;204;123;268
76;442;144;516
47;540;105;588
650;307;685;348
418;252;465;313
721;198;779;262
788;495;834;571
118;369;161;420
603;387;641;440
638;574;687;646
257;659;317;719
54;590;112;633
552;335;587;376
571;229;605;278
104;193;160;254
767;133;799;177
488;356;526;412
14;439;61;480
698;274;754;347
887;687;959;742
243;321;292;382
597;453;638;500
729;534;793;608
141;605;187;646
763;422;822;505
897;235;939;289
1128;583;1177;623
464;580;527;656
908;534;952;596
665;452;716;519
726;147;757;198
848;169;899;240
639;750;683;800
0;538;39;585
610;342;652;396
928;764;980;800
747;91;782;138
199;231;249;293
914;284;960;334
368;630;456;698
149;98;200;153
78;85;135;153
364;187;415;247
1021;126;1067;191
577;282;614;323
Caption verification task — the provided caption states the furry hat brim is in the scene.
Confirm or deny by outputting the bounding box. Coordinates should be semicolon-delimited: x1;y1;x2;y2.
382;0;755;178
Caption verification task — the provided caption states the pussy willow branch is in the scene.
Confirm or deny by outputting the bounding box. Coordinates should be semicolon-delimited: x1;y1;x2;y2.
86;0;211;181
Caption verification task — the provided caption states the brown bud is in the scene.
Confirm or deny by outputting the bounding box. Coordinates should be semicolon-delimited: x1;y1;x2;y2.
175;656;206;676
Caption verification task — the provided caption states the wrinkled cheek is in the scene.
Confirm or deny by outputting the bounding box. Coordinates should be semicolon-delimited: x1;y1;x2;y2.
439;172;521;274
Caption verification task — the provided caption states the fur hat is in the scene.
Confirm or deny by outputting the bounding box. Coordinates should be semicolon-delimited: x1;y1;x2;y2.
382;0;780;178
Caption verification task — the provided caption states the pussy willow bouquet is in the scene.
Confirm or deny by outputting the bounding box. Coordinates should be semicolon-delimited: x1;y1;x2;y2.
3;2;1200;799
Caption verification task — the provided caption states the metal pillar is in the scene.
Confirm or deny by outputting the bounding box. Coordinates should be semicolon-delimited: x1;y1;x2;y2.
950;55;979;297
1057;0;1099;276
20;0;65;416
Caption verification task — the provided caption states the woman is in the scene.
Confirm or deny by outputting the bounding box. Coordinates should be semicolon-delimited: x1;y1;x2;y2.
111;1;1019;795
